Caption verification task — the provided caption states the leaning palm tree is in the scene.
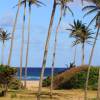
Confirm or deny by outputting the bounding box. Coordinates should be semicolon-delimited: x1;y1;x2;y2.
8;0;21;66
0;30;11;65
37;0;72;98
83;3;100;100
37;0;57;98
67;20;93;65
50;0;73;97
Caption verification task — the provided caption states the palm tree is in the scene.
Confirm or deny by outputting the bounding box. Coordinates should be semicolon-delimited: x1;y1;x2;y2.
67;20;93;65
20;0;45;88
73;45;77;64
24;0;31;89
15;0;45;88
50;0;73;97
83;3;100;100
19;0;26;83
0;30;11;65
8;0;21;66
37;0;57;98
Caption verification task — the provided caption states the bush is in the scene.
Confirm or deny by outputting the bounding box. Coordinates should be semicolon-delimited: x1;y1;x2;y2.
10;93;17;98
0;65;23;96
8;78;22;90
43;77;51;87
0;65;17;85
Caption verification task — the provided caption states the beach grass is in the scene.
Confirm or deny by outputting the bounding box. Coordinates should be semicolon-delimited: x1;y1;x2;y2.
0;88;97;100
0;80;97;100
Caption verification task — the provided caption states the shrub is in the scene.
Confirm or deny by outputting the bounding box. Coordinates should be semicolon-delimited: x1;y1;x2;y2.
10;93;17;98
0;65;22;96
0;65;23;90
0;65;17;85
43;77;51;87
8;78;22;90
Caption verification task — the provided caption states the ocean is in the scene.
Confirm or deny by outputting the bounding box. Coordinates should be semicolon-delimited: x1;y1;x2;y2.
17;67;66;80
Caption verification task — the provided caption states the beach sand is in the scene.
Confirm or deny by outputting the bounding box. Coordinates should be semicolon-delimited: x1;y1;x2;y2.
21;80;39;91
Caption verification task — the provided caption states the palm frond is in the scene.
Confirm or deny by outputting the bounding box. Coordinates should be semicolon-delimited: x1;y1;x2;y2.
82;5;98;11
67;6;74;16
83;8;98;17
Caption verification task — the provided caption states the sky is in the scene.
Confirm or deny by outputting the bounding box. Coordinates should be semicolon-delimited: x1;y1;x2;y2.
0;0;100;68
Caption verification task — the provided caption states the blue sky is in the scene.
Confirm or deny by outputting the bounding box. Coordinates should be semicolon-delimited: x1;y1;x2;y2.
0;0;100;67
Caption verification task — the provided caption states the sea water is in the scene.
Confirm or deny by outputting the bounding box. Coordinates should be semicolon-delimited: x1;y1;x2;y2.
17;67;66;80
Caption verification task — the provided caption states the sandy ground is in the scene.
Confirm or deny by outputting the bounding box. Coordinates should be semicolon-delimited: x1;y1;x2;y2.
22;80;39;90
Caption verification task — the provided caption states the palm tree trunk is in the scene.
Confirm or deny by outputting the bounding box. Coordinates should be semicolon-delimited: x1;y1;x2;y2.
8;0;21;66
50;7;63;98
82;43;85;65
37;0;57;99
20;3;26;82
1;43;5;65
73;46;77;65
84;27;100;100
24;6;31;88
97;68;100;100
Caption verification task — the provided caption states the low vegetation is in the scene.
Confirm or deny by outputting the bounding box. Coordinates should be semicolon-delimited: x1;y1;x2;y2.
0;65;22;96
43;66;99;90
0;89;97;100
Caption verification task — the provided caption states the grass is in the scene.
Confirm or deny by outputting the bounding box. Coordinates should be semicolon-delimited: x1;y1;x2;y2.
0;88;97;100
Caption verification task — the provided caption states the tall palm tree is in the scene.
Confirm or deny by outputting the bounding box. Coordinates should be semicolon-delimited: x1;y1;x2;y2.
50;0;73;97
0;30;11;65
83;3;100;100
67;20;93;65
15;0;45;88
24;0;31;89
19;0;26;82
37;0;57;98
8;0;21;66
19;0;45;88
73;45;77;64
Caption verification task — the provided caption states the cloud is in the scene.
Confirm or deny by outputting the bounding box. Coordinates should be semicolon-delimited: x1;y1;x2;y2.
0;13;14;27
